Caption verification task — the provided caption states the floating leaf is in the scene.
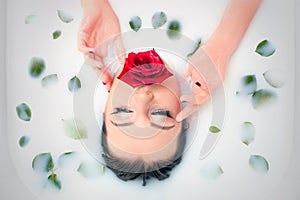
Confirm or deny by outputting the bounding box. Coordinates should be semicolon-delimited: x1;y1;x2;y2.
263;69;286;88
201;162;224;180
58;151;77;166
167;20;181;40
129;16;142;32
25;15;36;24
29;57;46;78
48;174;61;190
52;30;62;40
152;11;167;29
19;135;30;147
16;103;31;122
187;38;202;57
77;161;105;178
237;75;257;95
209;126;220;134
32;153;54;173
251;89;277;110
249;155;269;173
240;122;255;146
68;76;81;92
255;39;275;57
41;74;58;88
62;118;87;140
57;10;74;23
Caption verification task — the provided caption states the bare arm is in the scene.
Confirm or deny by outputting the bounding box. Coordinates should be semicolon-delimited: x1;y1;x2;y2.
203;0;263;73
176;0;263;122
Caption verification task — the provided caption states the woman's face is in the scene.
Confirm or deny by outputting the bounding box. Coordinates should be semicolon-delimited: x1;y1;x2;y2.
104;72;183;161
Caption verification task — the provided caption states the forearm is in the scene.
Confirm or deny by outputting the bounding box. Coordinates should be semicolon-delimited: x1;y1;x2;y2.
203;0;262;64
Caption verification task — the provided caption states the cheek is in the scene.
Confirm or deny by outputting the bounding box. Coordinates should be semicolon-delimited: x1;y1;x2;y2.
155;92;181;113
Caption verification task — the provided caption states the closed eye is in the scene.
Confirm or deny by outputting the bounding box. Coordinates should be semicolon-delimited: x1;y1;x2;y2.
151;109;173;119
111;107;133;115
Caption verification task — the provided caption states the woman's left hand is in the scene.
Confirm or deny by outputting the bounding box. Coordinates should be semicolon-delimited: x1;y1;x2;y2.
176;47;226;122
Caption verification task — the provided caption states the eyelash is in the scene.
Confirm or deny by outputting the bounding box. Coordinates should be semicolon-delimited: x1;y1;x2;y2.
151;109;173;118
111;107;133;114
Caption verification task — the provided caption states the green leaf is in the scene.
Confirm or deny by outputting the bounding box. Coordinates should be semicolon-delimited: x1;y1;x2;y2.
68;76;81;92
129;16;142;32
57;10;74;23
48;174;62;190
209;126;220;133
58;151;77;166
77;161;105;178
240;122;255;146
251;89;277;110
16;103;31;122
29;57;46;78
255;39;275;57
152;11;167;29
167;20;181;40
249;155;269;173
19;135;30;148
237;75;257;95
187;38;201;57
25;15;36;24
41;74;58;88
52;30;62;40
201;162;224;180
263;69;286;88
32;153;54;173
62;118;87;140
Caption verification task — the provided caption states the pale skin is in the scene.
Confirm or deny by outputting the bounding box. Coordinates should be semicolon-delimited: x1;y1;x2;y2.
78;0;263;160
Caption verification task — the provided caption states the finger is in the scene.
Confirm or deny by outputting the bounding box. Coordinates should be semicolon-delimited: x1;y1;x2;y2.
176;103;200;122
180;94;198;104
113;35;126;64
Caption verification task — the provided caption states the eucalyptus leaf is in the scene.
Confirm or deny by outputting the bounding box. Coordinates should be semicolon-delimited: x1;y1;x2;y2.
16;103;31;122
29;57;46;78
251;89;277;110
52;30;62;40
58;151;77;167
129;16;142;32
201;162;224;180
77;161;105;178
263;69;286;88
19;135;30;148
57;10;74;23
167;20;181;40
41;74;58;88
25;15;36;24
187;38;202;57
255;39;275;57
68;76;81;92
240;122;255;146
209;126;220;134
32;153;54;173
152;11;167;29
62;118;87;140
249;155;269;173
237;75;257;95
48;174;62;190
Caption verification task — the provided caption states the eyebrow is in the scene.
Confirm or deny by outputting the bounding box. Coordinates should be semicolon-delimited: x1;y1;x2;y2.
110;120;175;130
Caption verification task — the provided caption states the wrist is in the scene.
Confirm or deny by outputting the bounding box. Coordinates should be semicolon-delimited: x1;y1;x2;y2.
81;0;109;14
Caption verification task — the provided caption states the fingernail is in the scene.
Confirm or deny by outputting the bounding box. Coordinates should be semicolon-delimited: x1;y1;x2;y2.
195;81;201;87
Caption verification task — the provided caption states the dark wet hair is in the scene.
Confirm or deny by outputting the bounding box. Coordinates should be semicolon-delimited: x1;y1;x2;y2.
101;120;188;186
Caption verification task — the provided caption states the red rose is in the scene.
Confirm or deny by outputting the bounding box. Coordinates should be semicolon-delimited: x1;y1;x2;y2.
117;49;173;88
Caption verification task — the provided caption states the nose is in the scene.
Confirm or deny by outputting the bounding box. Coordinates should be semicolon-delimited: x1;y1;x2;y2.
130;88;154;127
